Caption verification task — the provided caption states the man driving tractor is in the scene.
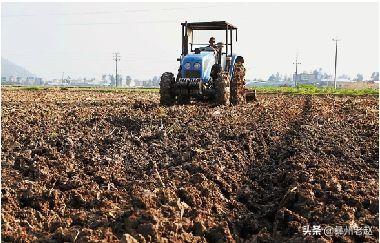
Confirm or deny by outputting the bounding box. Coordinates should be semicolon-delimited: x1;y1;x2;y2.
197;37;218;53
208;37;217;50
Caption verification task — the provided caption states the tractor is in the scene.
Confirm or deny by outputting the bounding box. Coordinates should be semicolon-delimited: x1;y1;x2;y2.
160;21;255;106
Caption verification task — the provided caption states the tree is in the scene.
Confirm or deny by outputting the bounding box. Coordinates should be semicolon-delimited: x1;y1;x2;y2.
102;74;107;81
116;74;123;86
134;79;140;87
268;74;277;82
312;68;323;76
109;74;115;86
267;72;282;82
322;72;331;79
313;68;332;80
371;72;379;81
146;79;153;87
353;73;364;81
152;76;160;87
338;74;350;80
125;76;132;87
275;72;281;81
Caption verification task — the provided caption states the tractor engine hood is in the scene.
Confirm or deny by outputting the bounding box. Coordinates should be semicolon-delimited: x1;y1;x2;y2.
181;52;215;82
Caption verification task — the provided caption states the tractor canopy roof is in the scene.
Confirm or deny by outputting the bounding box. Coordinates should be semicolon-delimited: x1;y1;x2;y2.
181;21;237;30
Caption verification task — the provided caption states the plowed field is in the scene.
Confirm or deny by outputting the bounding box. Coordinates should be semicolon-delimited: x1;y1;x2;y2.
1;90;378;242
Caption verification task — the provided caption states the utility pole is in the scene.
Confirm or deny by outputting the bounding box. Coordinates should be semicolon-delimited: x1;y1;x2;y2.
293;54;301;87
332;38;341;89
61;72;65;84
113;52;120;87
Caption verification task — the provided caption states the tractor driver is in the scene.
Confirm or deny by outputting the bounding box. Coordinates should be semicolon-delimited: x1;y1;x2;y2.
208;37;217;51
199;37;217;53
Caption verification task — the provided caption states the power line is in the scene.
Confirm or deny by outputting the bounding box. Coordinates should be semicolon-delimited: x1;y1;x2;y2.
59;20;179;26
2;5;222;18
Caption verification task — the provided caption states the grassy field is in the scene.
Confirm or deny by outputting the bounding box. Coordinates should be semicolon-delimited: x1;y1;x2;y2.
1;85;159;93
2;84;378;96
250;84;379;96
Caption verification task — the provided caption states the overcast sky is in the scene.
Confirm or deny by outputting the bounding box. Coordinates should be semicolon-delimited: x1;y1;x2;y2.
1;2;379;80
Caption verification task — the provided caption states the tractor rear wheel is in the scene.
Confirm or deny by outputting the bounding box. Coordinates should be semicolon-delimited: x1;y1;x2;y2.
215;71;230;105
160;72;175;106
230;62;246;105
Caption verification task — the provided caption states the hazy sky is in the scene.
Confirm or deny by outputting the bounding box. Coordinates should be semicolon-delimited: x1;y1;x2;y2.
2;2;379;80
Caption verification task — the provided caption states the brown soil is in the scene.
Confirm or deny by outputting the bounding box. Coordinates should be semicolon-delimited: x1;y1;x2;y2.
1;90;378;242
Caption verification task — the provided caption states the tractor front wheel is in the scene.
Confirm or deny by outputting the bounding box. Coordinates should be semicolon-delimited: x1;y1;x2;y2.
160;72;175;106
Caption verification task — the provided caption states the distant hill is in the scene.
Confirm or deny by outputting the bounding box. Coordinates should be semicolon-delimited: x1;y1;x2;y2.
1;58;36;78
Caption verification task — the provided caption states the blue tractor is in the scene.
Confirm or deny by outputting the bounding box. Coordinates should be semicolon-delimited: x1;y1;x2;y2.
160;21;254;105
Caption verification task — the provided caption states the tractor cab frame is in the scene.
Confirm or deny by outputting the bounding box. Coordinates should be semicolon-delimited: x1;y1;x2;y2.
179;21;238;71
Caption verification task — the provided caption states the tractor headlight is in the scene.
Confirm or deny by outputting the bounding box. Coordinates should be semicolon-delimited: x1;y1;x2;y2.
184;63;191;69
193;63;201;69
